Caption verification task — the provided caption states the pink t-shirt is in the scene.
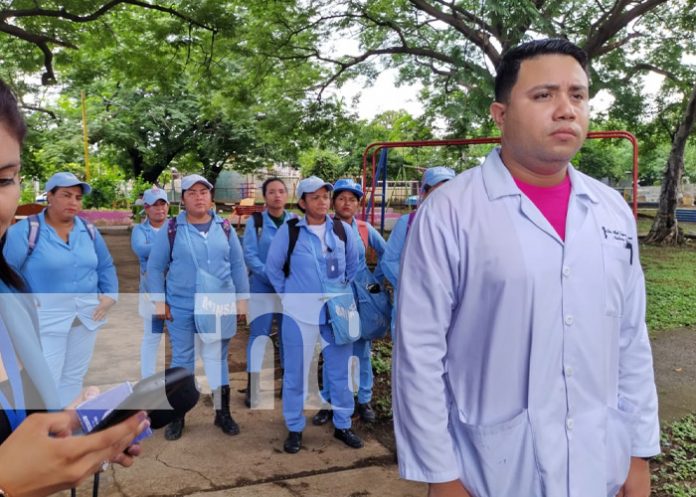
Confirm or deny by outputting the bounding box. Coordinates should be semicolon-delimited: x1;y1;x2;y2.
513;174;572;240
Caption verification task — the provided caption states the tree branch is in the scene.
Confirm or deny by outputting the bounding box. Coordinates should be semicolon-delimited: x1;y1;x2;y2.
622;63;683;85
583;0;669;59
20;103;58;120
408;0;501;66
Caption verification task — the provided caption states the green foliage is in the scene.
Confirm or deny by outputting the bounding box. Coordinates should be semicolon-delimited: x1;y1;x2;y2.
641;244;696;332
652;415;696;497
298;147;344;182
82;164;126;209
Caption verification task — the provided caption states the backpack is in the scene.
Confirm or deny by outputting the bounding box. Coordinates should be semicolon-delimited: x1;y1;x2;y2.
167;217;232;261
282;217;347;278
25;214;97;259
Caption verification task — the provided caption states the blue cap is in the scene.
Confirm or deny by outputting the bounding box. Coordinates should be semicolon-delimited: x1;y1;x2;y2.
143;186;169;206
45;172;92;195
333;178;364;199
181;174;213;191
422;166;455;192
296;176;334;198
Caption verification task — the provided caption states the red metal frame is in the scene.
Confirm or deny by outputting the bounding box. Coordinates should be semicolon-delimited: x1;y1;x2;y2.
361;130;639;223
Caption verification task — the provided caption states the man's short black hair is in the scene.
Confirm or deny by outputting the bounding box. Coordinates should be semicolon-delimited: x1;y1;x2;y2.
494;38;589;103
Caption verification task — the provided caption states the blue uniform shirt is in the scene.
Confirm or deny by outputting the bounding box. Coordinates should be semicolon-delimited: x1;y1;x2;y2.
146;211;249;311
265;215;358;325
4;212;119;332
242;210;295;291
131;218;165;274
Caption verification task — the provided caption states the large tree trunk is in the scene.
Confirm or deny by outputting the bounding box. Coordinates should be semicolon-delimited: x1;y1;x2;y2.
645;81;696;245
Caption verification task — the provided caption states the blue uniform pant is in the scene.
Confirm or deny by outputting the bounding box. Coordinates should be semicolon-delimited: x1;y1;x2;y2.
167;307;230;390
140;316;165;378
40;321;98;407
321;337;372;405
282;317;353;432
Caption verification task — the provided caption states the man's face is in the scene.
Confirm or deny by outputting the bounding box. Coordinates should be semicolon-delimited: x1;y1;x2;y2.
490;54;589;176
145;199;169;224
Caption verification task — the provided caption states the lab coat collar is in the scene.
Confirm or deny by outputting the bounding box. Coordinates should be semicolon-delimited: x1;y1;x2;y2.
482;148;599;204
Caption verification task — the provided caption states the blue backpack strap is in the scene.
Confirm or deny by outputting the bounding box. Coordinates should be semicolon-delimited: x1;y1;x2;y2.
26;214;41;257
167;217;178;261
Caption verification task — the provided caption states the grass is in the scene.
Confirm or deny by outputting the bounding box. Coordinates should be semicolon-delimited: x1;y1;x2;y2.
653;415;696;497
641;243;696;333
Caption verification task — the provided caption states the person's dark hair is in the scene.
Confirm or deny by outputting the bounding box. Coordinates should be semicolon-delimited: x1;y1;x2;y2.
494;38;589;103
262;177;286;197
297;193;306;213
0;79;27;144
0;79;27;290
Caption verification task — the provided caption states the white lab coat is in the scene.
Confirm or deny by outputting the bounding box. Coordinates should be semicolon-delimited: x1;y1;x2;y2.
392;149;659;497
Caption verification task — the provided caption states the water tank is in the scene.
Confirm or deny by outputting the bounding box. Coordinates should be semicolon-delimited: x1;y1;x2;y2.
214;171;253;203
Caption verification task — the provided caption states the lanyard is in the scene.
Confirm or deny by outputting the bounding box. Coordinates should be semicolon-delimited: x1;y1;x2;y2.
0;316;27;430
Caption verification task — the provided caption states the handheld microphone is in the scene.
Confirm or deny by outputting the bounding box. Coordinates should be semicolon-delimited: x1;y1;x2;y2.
91;367;200;432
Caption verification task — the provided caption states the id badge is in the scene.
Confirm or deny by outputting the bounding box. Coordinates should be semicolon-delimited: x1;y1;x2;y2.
326;254;340;278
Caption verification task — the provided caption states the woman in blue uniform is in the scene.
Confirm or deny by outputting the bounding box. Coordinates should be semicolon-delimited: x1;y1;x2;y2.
265;176;361;454
313;178;386;426
147;174;249;441
4;172;119;408
381;166;455;336
130;186;169;378
0;78;147;497
242;177;295;407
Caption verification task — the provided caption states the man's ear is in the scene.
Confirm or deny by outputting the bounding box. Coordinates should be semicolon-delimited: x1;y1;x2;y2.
298;198;306;211
490;101;506;129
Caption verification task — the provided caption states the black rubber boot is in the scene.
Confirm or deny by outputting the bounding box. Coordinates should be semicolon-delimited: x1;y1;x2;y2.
334;428;364;449
312;408;332;426
164;415;185;441
284;431;302;454
214;385;240;435
244;372;260;408
356;402;377;423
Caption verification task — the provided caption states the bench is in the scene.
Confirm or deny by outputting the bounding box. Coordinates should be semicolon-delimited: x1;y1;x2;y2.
676;209;696;223
13;203;44;224
234;204;265;229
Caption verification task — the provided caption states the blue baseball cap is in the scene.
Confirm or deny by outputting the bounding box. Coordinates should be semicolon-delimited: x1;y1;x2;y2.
333;178;364;199
181;174;213;191
296;176;334;198
143;186;169;206
422;166;455;192
45;172;92;195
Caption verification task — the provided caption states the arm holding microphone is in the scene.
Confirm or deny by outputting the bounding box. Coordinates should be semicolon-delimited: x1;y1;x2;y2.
0;410;149;497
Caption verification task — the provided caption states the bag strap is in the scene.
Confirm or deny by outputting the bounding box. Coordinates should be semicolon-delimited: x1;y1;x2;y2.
283;218;300;278
406;210;417;234
252;211;263;239
26;214;41;257
332;217;347;244
26;214;96;259
167;217;178;261
356;220;369;250
221;218;232;240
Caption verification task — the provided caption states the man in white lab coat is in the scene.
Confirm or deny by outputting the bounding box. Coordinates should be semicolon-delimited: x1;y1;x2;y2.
392;38;659;497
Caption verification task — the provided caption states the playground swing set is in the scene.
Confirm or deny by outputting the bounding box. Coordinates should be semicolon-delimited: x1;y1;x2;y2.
360;131;640;235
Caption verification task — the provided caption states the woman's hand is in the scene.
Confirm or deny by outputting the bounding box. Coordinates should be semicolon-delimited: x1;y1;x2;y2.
0;410;149;497
153;301;172;321
92;296;116;321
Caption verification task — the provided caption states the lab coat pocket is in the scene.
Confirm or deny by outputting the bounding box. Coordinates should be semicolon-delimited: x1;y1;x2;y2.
452;409;544;497
602;242;632;317
605;401;636;496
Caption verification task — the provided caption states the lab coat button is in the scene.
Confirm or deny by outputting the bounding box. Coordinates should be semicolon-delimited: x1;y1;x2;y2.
565;315;574;326
566;418;574;430
565;366;574;377
562;266;571;277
